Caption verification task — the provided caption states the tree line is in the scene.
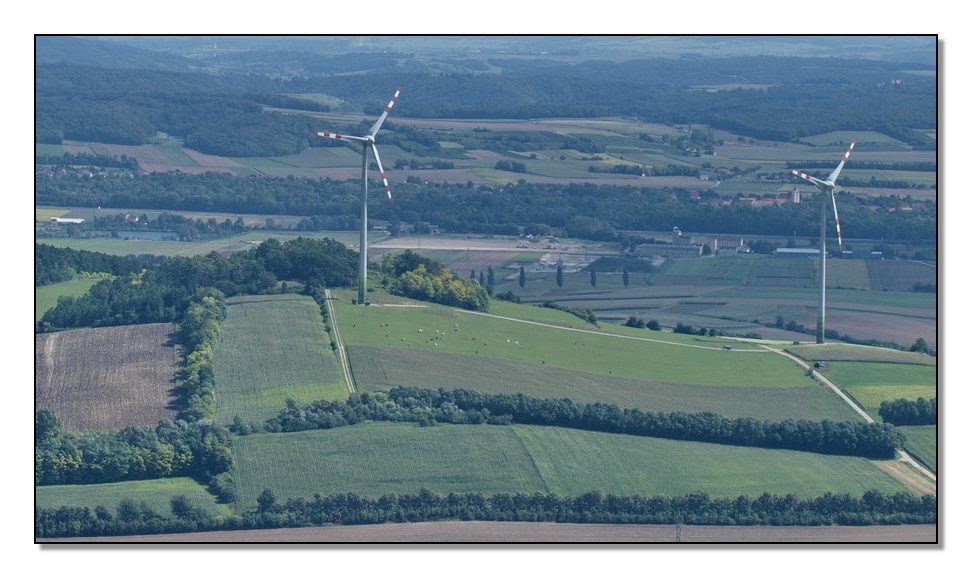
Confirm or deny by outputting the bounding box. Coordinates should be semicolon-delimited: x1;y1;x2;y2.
36;171;936;243
34;409;233;487
879;397;936;426
175;289;226;422
35;487;936;539
258;387;903;459
35;243;159;287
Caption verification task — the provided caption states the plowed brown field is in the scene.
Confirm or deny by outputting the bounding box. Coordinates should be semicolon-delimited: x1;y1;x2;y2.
35;323;180;432
39;521;936;543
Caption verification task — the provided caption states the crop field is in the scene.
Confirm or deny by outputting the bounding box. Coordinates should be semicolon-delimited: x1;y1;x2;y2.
36;477;233;518
822;361;936;420
898;425;937;472
230;423;909;510
231;424;547;509
821;259;871;290
799;131;907;147
35;207;70;221
212;295;346;425
35;274;107;321
348;346;859;422
334;294;816;388
35;323;179;432
866;260;936;292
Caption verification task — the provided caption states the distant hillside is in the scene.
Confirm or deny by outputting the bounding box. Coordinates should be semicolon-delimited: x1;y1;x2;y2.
35;36;194;71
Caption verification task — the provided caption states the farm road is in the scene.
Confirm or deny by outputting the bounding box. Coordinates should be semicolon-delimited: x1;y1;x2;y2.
324;289;356;394
453;309;774;352
764;345;937;487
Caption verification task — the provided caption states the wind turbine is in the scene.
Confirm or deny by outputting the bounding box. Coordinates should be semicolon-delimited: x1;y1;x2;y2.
317;85;402;305
790;142;854;343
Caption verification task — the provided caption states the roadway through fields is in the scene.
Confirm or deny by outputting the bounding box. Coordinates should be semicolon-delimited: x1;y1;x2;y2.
763;345;937;487
324;289;356;395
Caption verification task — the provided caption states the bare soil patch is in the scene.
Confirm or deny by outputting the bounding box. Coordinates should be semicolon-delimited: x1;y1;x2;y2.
35;323;180;432
42;521;936;543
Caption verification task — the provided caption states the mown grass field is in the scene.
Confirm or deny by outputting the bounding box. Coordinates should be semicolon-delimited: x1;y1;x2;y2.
823;361;936;422
348;345;859;422
212;295;347;425
334;293;815;388
36;477;233;518
35;274;107;321
230;423;910;510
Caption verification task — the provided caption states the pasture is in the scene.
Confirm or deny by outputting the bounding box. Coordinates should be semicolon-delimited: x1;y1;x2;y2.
35;323;179;432
822;361;936;421
334;293;816;388
230;423;911;510
212;295;347;425
36;477;233;518
348;345;859;422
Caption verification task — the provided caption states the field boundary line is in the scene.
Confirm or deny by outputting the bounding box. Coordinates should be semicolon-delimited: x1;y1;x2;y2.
454;309;773;352
762;345;937;484
325;289;356;395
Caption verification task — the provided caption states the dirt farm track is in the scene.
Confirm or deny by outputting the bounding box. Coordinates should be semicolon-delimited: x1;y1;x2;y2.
40;521;936;543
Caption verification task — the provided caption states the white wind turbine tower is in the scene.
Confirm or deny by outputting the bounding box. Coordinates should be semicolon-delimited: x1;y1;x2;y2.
317;86;402;305
790;141;854;343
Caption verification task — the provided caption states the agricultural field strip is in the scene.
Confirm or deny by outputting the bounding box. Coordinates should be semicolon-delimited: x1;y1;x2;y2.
325;289;356;395
453;309;773;352
763;346;936;483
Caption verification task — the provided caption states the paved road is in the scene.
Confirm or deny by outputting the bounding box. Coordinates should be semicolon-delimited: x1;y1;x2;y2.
324;289;356;395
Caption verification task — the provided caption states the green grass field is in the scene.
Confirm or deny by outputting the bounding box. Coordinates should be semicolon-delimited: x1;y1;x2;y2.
898;425;937;473
35;274;107;321
36;478;233;518
230;423;910;510
825;362;936;389
212;295;347;425
348;345;860;421
335;294;815;388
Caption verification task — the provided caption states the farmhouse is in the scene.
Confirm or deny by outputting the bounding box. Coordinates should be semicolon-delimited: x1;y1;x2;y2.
48;217;85;224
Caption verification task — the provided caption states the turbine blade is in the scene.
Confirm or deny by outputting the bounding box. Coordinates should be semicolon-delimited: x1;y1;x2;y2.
368;85;403;138
790;169;815;184
370;143;393;203
317;131;367;143
831;191;843;252
827;141;855;184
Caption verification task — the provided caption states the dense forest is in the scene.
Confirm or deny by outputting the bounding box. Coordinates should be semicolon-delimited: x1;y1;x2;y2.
36;238;358;332
36;48;936;156
36;172;936;242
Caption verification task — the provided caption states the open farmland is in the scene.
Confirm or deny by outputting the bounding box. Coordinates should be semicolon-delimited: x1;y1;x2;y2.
898;425;937;472
348;346;859;422
35;323;179;432
212;294;347;425
56;521;935;543
334;293;817;388
231;423;909;510
36;477;233;518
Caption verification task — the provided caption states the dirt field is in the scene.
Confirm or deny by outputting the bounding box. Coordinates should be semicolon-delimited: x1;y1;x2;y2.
35;323;180;432
40;521;937;543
